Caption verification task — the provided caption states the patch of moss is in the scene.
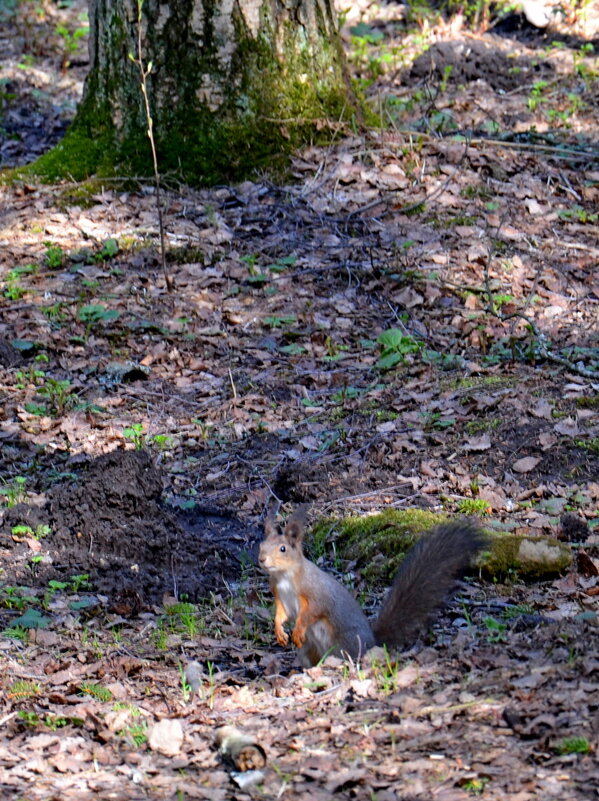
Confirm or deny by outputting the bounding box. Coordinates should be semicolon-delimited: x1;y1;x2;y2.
309;508;572;586
7;126;116;184
444;375;512;392
478;533;571;579
576;395;599;409
576;438;599;455
465;417;502;434
432;214;478;230
310;508;448;584
3;4;361;187
54;178;121;210
166;246;207;265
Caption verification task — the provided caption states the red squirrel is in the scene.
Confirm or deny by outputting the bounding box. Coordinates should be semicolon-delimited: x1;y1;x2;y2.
259;506;486;666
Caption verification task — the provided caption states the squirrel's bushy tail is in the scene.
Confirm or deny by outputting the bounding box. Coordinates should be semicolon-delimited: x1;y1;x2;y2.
372;520;487;648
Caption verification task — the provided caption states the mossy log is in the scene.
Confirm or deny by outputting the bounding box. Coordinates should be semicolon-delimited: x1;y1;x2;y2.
310;509;572;584
21;0;357;184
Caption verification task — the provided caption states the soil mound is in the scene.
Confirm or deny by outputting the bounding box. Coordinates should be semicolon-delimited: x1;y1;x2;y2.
409;39;554;91
1;450;256;604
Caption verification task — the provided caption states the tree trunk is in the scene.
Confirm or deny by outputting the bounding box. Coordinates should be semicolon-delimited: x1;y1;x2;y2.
34;0;356;183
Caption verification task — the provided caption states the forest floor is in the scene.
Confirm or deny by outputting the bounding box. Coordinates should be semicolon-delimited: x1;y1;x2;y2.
0;1;598;799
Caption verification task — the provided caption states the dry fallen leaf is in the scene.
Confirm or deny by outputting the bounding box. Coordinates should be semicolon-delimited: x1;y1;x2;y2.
463;433;492;451
553;418;579;437
148;719;184;757
512;456;541;473
530;398;552;419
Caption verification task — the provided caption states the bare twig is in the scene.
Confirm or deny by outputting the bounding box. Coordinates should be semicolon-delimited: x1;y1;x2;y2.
321;486;419;509
132;0;174;292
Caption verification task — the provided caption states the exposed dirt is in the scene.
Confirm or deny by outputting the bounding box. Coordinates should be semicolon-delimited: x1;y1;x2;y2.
409;39;554;91
0;0;86;168
0;1;598;800
1;449;254;603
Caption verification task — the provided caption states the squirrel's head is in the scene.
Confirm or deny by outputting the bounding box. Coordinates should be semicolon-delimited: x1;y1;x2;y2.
258;505;308;573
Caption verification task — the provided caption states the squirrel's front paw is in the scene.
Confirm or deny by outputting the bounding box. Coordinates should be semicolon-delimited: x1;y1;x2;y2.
291;628;305;648
275;625;289;646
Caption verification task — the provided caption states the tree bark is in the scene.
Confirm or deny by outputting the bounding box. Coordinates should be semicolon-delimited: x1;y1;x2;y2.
35;0;356;183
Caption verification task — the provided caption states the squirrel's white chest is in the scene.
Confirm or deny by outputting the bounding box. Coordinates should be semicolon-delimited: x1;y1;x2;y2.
276;576;299;619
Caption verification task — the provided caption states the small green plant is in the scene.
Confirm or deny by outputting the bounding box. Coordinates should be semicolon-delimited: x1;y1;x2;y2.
17;53;36;69
483;616;507;643
153;621;168;650
80;683;113;702
78;304;120;332
0;585;36;610
44;243;67;269
11;524;33;539
55;22;89;67
36;378;77;415
554;737;591;755
546;93;586;126
11;523;51;540
265;255;296;273
9;680;41;699
3;264;36;300
44;715;69;730
376;329;422;370
2;625;28;641
0;476;27;507
192;418;215;442
527;80;549;111
15;363;46;387
95;238;119;261
165;602;200;637
70;574;91;592
179;663;192;703
122;423;145;449
79;278;100;295
80;628;105;657
502;604;533;620
147;433;172;451
280;343;305;356
465;418;501;435
331;385;366;404
456;498;491;516
490;293;515;313
462;777;489;795
263;315;296;328
12;607;50;630
322;337;349;362
29;554;44;574
17;710;40;726
113;703;148;746
43;580;69;607
123;426;172;451
558;205;598;224
573;43;597;83
422;411;456;430
245;262;270;284
120;720;148;747
370;647;400;694
439;63;453;92
576;438;599;455
23;402;50;416
42;302;68;323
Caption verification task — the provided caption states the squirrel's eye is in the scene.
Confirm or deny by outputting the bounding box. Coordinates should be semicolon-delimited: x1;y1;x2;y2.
280;545;286;553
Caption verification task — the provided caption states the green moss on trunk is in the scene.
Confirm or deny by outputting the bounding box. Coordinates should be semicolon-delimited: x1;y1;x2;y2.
12;0;358;185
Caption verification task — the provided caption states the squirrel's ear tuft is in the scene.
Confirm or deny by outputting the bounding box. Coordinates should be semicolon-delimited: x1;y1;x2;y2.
263;502;280;537
284;504;309;546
